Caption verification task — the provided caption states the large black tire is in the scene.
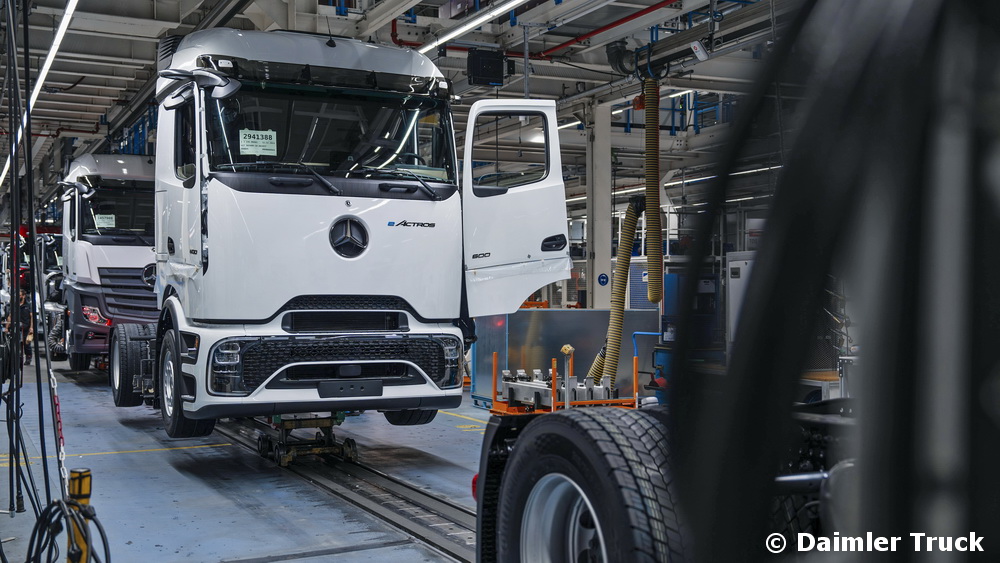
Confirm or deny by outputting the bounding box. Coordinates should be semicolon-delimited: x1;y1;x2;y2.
496;408;691;563
160;329;215;438
68;352;92;371
383;409;437;426
109;329;142;407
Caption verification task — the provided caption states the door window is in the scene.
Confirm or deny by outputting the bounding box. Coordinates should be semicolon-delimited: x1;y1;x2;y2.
470;112;548;196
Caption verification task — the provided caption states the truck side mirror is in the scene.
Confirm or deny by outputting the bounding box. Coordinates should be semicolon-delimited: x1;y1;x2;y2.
161;87;193;110
192;69;241;99
158;68;240;102
58;180;94;200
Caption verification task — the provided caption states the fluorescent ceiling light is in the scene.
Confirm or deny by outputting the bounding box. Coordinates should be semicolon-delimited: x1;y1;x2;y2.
731;165;783;176
0;0;80;188
666;89;694;98
418;0;532;54
564;165;784;205
557;120;582;130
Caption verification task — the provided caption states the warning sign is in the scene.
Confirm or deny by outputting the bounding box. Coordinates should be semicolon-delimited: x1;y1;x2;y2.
239;129;277;156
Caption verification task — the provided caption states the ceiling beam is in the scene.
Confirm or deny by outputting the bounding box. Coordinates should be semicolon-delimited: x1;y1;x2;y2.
355;0;424;37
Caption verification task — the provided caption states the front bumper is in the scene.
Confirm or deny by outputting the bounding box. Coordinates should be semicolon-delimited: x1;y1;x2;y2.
176;313;465;420
67;288;158;355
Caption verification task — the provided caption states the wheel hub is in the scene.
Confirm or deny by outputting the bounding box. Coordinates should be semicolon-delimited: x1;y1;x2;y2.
521;473;607;563
162;348;174;418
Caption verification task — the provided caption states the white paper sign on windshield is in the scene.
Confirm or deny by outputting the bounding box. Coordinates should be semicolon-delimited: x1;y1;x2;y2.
239;129;277;156
95;214;116;228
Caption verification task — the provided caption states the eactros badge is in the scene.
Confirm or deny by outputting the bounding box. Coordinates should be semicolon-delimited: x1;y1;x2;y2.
387;220;435;228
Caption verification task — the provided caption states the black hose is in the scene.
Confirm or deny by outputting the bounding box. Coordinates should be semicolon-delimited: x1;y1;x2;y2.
672;0;949;558
22;0;52;508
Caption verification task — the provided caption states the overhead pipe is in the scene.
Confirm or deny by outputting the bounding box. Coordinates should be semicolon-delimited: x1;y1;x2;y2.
536;0;683;59
390;19;423;48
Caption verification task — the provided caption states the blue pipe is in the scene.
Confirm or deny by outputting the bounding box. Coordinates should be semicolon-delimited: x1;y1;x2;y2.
632;331;660;357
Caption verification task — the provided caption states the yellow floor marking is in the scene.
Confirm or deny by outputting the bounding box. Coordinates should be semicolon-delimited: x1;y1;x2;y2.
68;443;232;457
440;410;488;424
0;443;231;465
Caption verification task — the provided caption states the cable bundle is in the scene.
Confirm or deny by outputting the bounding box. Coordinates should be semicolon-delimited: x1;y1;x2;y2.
24;499;111;563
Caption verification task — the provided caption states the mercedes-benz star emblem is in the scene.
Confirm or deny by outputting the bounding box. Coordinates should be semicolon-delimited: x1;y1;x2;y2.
141;263;157;287
330;218;368;258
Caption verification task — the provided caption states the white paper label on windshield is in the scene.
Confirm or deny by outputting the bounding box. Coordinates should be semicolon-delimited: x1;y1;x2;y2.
94;214;116;228
239;129;277;156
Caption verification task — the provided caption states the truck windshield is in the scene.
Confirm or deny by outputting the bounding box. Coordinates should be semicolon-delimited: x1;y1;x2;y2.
80;183;154;245
206;84;455;184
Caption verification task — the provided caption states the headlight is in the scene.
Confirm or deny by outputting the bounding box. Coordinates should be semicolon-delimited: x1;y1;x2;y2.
436;336;463;389
81;306;111;326
209;339;252;396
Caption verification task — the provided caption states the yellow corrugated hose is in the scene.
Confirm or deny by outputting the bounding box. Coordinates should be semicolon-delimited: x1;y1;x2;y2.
590;198;643;387
644;78;664;304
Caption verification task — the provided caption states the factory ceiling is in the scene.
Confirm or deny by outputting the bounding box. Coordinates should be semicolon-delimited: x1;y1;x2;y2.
0;0;791;215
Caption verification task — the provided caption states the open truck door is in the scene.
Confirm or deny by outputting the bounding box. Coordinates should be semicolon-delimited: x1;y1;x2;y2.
461;100;572;317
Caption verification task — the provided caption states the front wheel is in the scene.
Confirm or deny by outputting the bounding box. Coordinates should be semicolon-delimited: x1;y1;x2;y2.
160;329;215;438
109;329;142;407
496;408;691;563
68;352;92;371
383;409;437;426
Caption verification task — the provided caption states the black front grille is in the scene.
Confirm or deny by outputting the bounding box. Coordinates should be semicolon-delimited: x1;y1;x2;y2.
276;295;439;322
282;311;407;332
98;267;157;317
281;295;411;311
239;336;445;392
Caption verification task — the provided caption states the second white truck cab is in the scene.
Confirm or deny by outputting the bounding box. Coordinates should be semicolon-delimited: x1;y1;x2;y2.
59;155;158;370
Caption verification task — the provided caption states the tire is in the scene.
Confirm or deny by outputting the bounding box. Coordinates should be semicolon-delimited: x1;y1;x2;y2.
160;329;215;438
496;408;691;563
383;409;437;426
109;329;142;407
68;352;92;371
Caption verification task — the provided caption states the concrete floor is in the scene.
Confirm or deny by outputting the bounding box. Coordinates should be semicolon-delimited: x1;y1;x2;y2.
1;359;490;562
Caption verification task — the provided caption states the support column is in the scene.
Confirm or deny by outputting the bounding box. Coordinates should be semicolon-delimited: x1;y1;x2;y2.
586;103;613;309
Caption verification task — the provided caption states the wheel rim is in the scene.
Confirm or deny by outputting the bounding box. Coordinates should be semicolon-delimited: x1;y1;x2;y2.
111;337;120;390
162;346;174;418
521;473;607;563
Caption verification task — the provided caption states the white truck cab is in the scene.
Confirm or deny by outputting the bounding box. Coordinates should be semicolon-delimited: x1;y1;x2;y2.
112;29;570;438
59;155;158;370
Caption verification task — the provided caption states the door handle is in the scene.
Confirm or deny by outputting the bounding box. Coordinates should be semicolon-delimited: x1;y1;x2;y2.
541;234;567;251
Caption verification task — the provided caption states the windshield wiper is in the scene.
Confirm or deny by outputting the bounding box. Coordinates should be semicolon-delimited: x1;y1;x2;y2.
357;167;442;201
295;161;341;195
216;161;342;195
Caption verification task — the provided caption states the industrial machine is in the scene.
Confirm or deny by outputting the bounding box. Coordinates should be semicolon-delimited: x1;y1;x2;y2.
110;28;570;438
53;155;158;370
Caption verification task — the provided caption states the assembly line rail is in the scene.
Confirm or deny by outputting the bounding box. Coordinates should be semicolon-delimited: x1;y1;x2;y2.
215;419;476;563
